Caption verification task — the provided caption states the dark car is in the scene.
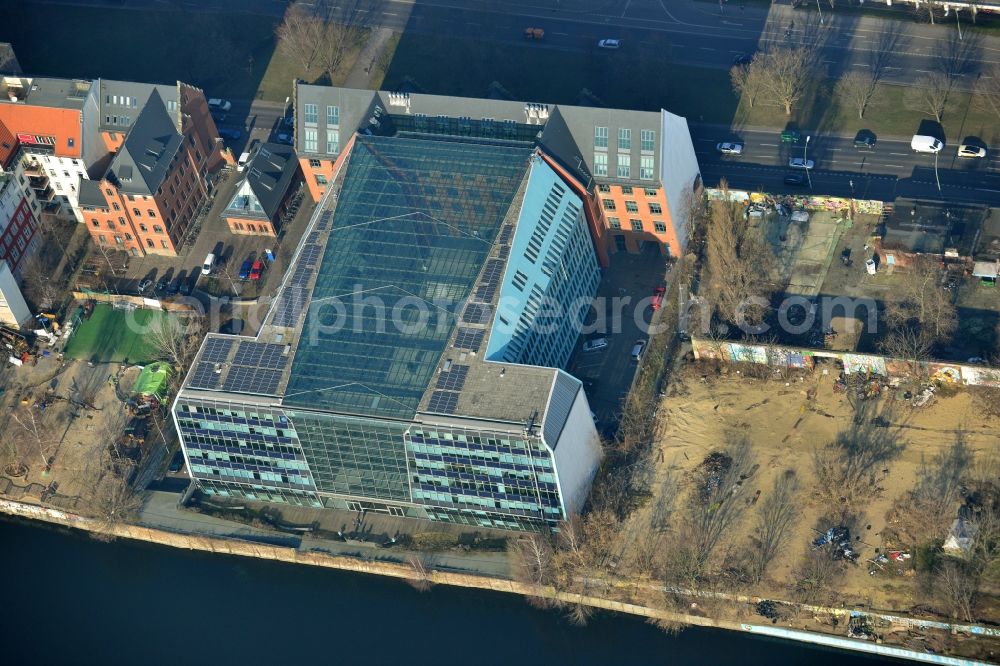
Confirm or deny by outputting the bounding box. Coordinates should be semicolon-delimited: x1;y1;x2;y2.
155;277;169;293
249;260;264;281
853;130;877;150
238;259;253;280
783;174;806;186
218;127;242;140
165;278;181;296
732;53;753;67
168;451;185;473
780;129;801;144
137;277;153;293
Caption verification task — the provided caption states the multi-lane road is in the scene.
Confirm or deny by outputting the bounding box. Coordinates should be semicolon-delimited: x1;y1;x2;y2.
692;126;1000;204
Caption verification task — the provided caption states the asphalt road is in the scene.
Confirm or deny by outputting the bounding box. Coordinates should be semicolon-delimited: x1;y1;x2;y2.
693;125;1000;204
41;0;1000;90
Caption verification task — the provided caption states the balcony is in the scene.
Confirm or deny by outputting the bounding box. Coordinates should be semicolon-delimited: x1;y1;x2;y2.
21;159;44;177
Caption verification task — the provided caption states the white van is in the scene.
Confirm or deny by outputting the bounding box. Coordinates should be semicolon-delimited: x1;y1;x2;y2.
911;135;943;154
237;152;251;171
202;253;215;275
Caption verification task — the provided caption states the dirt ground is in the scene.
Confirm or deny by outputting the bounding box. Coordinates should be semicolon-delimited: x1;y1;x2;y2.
629;358;1000;613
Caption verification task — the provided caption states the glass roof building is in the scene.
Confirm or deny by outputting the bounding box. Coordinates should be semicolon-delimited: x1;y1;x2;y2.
173;116;603;532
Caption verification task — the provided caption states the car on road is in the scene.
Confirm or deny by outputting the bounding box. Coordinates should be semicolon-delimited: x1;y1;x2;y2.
582;337;608;352
716;142;743;156
208;98;231;112
651;286;666;310
238;259;253;280
137;277;152;293
218;127;242;141
168;451;185;473
911;134;943;154
958;143;987;158
598;39;622;49
249;260;264;281
788;157;814;170
853;130;877;150
780;130;800;144
630;339;646;361
783;174;806;186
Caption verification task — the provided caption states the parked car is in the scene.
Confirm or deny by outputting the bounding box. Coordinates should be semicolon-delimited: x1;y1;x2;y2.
249;260;264;281
598;39;622;49
911;134;943;154
238;259;253;280
957;143;987;158
716;142;743;156
208;98;232;112
155;277;169;293
218;127;242;141
168;451;185;473
780;129;801;143
783;174;806;186
630;339;646;361
651;286;666;310
582;337;608;352
137;277;152;293
788;157;814;170
853;130;877;150
202;253;216;275
165;278;181;296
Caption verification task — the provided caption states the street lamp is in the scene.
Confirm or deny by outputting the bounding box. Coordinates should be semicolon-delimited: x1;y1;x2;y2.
804;135;813;189
934;150;942;194
816;0;824;24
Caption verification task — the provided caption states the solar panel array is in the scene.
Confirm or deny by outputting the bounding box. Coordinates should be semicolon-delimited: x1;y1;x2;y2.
314;210;333;231
427;390;459;414
498;224;513;245
453;327;485;351
475;259;504;302
222;366;283;395
272;254;318;328
188;361;222;390
220;341;290;395
232;342;288;369
201;337;234;363
435;364;469;391
461;302;491;325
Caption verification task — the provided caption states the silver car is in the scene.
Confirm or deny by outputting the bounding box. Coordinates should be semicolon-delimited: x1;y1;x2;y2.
717;142;744;156
788;157;814;170
957;144;987;158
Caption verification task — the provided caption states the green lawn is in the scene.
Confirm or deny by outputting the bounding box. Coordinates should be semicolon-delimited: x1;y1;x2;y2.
64;305;169;364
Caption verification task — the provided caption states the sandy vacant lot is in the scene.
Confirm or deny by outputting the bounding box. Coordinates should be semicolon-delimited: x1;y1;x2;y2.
630;359;999;613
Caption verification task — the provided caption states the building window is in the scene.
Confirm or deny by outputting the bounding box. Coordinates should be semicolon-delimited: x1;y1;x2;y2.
148;209;156;217
303;103;318;125
153;225;164;233
649;202;662;214
601;199;616;212
125;233;133;241
597;184;610;193
630;219;643;231
139;224;148;232
114;235;123;245
594;126;608;149
326;129;339;154
106;221;115;230
640;156;654;180
644;188;658;197
654;221;667;233
161;240;168;249
146;239;154;248
625;200;638;213
68;137;75;148
621;185;633;195
316;174;328;185
304;129;318;152
593;153;608;177
640;129;655;153
119;217;126;225
608;216;621;229
309;159;321;168
618;128;631;151
133;208;141;216
91;219;99;228
112;202;120;211
617;155;630;179
99;235;106;245
327;105;340;126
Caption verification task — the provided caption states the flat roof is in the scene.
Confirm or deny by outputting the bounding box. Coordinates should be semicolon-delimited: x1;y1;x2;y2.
0;76;89;110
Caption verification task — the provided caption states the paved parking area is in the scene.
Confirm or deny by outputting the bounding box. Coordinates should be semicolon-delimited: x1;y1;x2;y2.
763;210;848;297
568;252;667;433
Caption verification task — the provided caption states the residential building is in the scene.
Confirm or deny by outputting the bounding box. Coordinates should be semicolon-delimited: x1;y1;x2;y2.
173;120;603;532
223;143;301;236
293;84;701;263
77;85;223;256
0;169;40;275
0;261;30;328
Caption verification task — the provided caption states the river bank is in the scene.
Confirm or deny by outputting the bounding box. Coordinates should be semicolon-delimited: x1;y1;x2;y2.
1;496;991;665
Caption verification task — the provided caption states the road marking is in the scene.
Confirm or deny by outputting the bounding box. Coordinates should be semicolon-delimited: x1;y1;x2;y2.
699;47;715;51
889;152;907;156
885;165;904;169
760;143;777;147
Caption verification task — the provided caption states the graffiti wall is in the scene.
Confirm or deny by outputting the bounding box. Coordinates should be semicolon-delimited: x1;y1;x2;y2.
705;188;883;216
691;338;999;387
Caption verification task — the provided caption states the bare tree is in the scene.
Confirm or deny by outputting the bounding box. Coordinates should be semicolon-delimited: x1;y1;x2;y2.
147;314;205;372
405;554;434;592
757;47;815;115
748;470;799;584
313;2;369;85
973;64;1000;122
883;256;958;345
878;324;934;374
911;431;972;537
510;533;557;603
904;70;954;123
730;59;766;110
275;2;326;73
19;254;61;310
936;559;978;622
836;70;879;120
793;546;842;603
7;405;59;474
704;181;777;328
813;400;905;511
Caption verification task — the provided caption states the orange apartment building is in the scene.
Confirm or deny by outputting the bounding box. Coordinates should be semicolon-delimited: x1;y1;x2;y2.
223;142;301;237
78;85;223;256
292;84;702;265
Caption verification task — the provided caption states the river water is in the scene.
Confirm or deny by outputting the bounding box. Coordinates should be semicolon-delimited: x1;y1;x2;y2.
2;518;899;665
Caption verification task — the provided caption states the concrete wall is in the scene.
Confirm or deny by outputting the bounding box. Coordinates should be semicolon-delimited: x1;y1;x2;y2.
551;384;602;516
0;260;30;327
659;110;701;254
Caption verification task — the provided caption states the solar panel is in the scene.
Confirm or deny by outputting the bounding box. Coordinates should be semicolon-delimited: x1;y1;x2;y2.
453;327;485;351
436;364;469;391
201;337;234;363
475;258;504;302
222;366;283;395
306;231;319;244
498;225;513;245
427;390;459;414
233;342;288;370
461;302;492;325
188;362;222;390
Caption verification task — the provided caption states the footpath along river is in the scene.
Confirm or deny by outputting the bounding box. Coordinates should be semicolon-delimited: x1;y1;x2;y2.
1;518;904;665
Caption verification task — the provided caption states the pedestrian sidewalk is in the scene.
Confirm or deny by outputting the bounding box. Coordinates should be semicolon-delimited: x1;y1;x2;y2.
344;27;396;90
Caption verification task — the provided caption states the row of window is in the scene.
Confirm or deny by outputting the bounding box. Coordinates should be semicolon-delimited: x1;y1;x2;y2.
607;217;668;233
303;129;339;154
594;127;656;152
231;221;271;233
599;184;657;196
90;218;164;234
601;199;662;214
593;153;655;180
302;104;340;127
